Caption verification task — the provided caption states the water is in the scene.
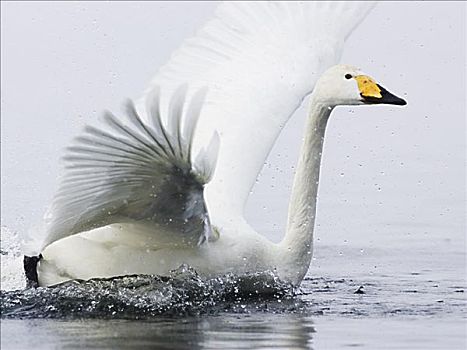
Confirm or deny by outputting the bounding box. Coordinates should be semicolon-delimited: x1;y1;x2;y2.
1;227;466;349
2;316;464;350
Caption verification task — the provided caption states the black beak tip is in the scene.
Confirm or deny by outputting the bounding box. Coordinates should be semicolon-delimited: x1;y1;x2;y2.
375;84;407;106
393;97;407;106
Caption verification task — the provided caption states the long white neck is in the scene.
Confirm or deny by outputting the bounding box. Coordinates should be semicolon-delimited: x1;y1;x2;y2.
278;96;332;284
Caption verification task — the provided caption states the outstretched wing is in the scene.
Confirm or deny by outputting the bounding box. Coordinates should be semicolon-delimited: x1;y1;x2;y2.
40;86;219;250
141;2;375;222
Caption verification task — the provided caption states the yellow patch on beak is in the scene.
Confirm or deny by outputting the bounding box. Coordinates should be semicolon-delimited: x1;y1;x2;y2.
355;75;382;99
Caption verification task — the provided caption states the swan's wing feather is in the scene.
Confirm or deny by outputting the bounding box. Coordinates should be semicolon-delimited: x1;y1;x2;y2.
141;2;375;219
40;87;217;249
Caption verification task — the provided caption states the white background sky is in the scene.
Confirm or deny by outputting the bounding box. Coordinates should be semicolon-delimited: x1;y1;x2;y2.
1;2;465;249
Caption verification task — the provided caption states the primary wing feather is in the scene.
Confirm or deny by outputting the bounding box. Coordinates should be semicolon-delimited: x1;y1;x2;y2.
40;87;218;249
140;1;376;223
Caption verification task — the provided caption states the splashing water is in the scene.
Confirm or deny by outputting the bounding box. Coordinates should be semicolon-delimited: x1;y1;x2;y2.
1;226;26;291
1;266;300;319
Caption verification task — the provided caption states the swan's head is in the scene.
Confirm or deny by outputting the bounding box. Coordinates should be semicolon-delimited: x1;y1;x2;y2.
313;64;406;107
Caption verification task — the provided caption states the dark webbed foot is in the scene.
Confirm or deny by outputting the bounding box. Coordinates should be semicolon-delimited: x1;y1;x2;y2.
23;254;42;288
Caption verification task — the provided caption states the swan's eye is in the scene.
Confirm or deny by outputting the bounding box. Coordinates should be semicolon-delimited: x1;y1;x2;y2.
345;74;352;80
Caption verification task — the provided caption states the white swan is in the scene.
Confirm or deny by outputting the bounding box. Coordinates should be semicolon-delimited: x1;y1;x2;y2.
31;65;405;287
23;2;407;287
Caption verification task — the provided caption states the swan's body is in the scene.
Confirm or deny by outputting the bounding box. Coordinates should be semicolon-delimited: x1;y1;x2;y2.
39;222;275;286
24;3;406;287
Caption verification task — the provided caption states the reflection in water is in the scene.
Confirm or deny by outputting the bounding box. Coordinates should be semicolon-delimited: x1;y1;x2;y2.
2;315;315;350
197;315;314;350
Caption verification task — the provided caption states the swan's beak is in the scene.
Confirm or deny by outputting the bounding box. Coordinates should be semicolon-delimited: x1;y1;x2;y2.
356;75;407;106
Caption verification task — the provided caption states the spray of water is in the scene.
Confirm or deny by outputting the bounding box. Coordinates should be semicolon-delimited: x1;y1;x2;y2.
1;226;26;291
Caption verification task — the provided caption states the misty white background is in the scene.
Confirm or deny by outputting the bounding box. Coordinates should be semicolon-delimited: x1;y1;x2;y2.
1;2;465;258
